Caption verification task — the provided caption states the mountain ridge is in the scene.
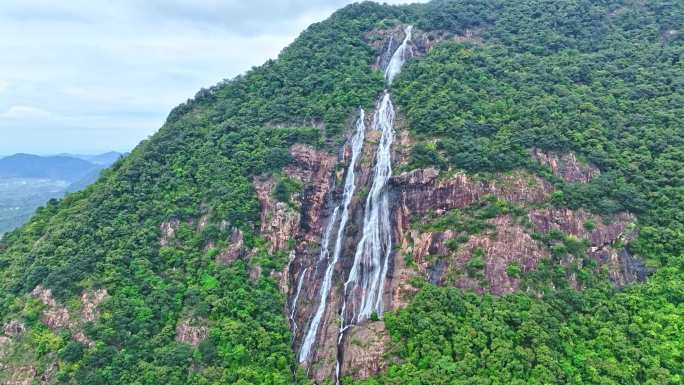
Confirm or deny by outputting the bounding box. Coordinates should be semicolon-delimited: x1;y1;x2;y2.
0;1;682;385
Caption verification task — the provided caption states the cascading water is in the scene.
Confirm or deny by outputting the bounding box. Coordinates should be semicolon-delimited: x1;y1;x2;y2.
341;24;411;327
294;24;413;382
334;25;413;384
384;25;413;84
342;92;395;323
289;266;308;337
298;109;367;363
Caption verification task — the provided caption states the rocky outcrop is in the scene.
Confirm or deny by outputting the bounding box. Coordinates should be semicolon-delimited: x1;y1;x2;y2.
531;149;600;183
159;218;180;246
31;286;108;347
3;321;25;337
176;318;208;346
81;289;108;323
255;144;336;254
216;227;245;265
0;336;10;360
366;25;482;72
392;168;552;217
340;321;389;380
255;177;301;254
284;144;337;240
1;365;36;385
397;216;547;296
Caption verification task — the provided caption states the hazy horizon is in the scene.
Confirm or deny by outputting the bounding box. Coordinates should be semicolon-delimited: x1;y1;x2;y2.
0;0;424;155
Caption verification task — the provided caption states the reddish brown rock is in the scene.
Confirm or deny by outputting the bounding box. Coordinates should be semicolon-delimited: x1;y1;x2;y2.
531;149;600;183
254;177;301;253
30;286;108;347
2;365;36;385
216;228;245;264
393;168;552;219
454;216;547;295
341;322;390;380
528;208;635;246
284;144;337;240
32;286;71;330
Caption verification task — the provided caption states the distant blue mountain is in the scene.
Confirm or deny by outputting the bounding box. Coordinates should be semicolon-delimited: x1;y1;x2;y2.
58;151;125;166
0;153;99;182
0;151;125;234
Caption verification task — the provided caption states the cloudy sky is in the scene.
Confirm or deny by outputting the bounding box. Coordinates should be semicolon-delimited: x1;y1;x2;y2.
0;1;423;156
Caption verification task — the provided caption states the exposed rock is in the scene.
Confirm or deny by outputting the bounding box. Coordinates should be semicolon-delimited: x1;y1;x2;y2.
392;168;553;217
453;28;485;44
341;322;390;380
176;319;208;346
531;149;600;183
159;218;180;246
80;289;108;323
455;216;547;295
529;209;635;247
2;366;36;385
216;228;245;264
399;216;548;296
308;291;343;384
30;286;108;347
40;361;58;385
366;25;477;72
0;336;11;360
3;320;25;337
254;177;301;253
32;285;71;330
196;213;210;232
249;264;262;282
592;247;653;286
284;144;337;240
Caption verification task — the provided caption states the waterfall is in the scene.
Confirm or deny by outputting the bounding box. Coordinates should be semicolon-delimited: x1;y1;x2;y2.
341;24;411;327
296;25;413;383
333;25;412;385
298;109;367;363
385;25;413;84
342;92;396;322
289;266;308;337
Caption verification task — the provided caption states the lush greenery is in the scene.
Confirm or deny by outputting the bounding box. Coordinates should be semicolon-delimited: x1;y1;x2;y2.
353;0;684;384
0;2;393;383
1;0;683;384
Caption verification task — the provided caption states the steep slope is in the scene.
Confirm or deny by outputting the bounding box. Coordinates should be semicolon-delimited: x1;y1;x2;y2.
1;1;683;385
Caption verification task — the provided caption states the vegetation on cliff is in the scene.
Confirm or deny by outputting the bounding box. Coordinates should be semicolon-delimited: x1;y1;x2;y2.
1;1;682;385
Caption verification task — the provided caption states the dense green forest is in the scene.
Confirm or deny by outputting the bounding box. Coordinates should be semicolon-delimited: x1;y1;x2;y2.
1;0;683;384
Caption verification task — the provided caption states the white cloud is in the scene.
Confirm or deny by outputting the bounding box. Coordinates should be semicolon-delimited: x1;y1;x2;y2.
0;0;429;154
0;105;51;119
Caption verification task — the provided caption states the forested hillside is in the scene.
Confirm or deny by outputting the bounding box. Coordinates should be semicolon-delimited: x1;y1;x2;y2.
1;1;682;385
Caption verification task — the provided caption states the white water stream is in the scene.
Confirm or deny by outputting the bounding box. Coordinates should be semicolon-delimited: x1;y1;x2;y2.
296;25;413;383
298;109;367;363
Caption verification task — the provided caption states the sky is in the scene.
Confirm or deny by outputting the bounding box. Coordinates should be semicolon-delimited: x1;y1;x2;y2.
0;0;425;156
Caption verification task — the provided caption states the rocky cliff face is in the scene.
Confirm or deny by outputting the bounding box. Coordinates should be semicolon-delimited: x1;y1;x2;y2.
249;27;650;384
0;287;108;385
272;146;648;383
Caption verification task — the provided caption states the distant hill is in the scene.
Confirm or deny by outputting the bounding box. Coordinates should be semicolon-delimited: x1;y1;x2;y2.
0;152;123;235
0;153;98;182
59;151;125;166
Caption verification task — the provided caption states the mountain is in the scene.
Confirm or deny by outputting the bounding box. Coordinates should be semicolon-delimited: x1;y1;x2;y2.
0;153;123;235
0;154;99;182
59;151;125;166
0;1;682;385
